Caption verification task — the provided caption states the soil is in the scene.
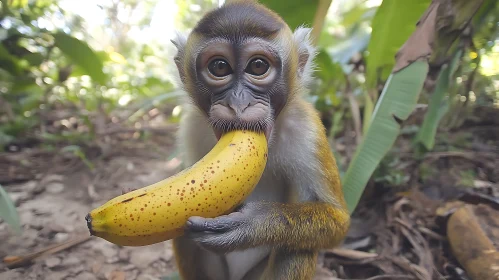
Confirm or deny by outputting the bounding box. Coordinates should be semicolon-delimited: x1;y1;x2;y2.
0;143;182;280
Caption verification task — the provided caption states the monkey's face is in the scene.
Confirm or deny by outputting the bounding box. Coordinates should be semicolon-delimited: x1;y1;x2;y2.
195;38;284;141
173;2;309;142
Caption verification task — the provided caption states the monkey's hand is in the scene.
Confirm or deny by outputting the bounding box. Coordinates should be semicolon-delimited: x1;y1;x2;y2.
183;201;350;253
184;203;258;253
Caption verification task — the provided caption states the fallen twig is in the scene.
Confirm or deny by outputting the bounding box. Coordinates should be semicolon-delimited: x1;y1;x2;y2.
3;234;91;269
326;248;379;260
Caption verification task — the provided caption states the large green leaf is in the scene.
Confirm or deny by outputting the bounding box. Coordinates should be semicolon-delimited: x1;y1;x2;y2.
53;32;106;84
414;49;462;150
342;60;429;213
0;184;22;234
259;0;320;31
365;0;431;89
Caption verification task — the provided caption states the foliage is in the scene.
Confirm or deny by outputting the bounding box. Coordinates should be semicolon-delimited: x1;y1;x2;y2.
414;49;462;151
0;184;21;234
0;0;177;150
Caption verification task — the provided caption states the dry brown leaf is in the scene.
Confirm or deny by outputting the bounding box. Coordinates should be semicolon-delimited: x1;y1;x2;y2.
447;204;499;280
393;2;437;72
326;248;378;260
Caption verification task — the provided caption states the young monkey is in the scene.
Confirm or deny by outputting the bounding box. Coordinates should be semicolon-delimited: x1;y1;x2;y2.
170;1;350;279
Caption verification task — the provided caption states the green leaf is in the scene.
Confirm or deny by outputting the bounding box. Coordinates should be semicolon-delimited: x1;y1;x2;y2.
1;0;11;15
23;52;44;66
0;184;22;235
365;0;431;89
341;6;376;27
0;44;22;75
315;49;345;81
259;0;319;30
342;60;429;213
327;28;371;69
53;32;106;84
414;49;462;150
0;44;11;59
362;91;374;134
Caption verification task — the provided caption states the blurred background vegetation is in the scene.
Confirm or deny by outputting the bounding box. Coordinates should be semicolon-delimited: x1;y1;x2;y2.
0;0;498;229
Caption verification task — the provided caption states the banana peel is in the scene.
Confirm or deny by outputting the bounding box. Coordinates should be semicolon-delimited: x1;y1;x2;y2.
86;130;268;246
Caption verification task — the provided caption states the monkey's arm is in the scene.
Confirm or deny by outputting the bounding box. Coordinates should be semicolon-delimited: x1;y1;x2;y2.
185;200;350;253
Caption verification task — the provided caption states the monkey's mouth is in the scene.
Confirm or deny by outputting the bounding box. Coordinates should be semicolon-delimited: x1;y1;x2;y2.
211;120;273;143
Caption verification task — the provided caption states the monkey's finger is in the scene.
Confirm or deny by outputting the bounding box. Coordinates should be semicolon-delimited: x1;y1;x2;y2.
185;231;238;254
186;213;245;232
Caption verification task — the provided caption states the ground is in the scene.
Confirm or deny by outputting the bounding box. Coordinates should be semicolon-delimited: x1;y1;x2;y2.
0;106;498;280
0;140;182;280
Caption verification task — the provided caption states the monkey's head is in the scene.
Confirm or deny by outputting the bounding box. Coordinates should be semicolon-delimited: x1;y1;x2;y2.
172;0;315;141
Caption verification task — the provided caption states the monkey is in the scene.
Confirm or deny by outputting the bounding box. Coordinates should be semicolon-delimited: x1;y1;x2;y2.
167;1;351;279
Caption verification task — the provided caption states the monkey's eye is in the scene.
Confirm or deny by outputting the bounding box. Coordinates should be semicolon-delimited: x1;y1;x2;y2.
208;59;233;77
245;58;270;76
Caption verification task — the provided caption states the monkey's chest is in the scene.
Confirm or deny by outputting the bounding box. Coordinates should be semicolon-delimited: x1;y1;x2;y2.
244;166;287;203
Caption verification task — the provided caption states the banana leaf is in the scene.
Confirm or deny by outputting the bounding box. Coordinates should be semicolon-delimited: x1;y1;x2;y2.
342;61;429;213
414;49;462;150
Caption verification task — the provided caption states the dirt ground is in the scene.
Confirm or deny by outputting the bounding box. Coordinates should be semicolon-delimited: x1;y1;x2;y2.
0;147;184;280
0;106;498;280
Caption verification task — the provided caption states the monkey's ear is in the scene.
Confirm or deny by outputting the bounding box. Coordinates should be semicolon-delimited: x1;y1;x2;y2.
171;31;188;84
292;26;316;85
171;31;187;51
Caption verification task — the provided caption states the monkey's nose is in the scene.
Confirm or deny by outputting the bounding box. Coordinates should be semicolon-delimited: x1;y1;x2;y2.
229;103;251;115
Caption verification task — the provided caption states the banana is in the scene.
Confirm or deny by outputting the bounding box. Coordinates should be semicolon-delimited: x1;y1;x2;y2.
85;130;268;246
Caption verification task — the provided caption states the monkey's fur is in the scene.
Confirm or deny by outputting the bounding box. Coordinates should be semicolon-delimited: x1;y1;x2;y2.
171;1;350;279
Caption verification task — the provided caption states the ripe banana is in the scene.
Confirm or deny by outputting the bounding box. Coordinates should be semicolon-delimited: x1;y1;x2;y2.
85;130;268;246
